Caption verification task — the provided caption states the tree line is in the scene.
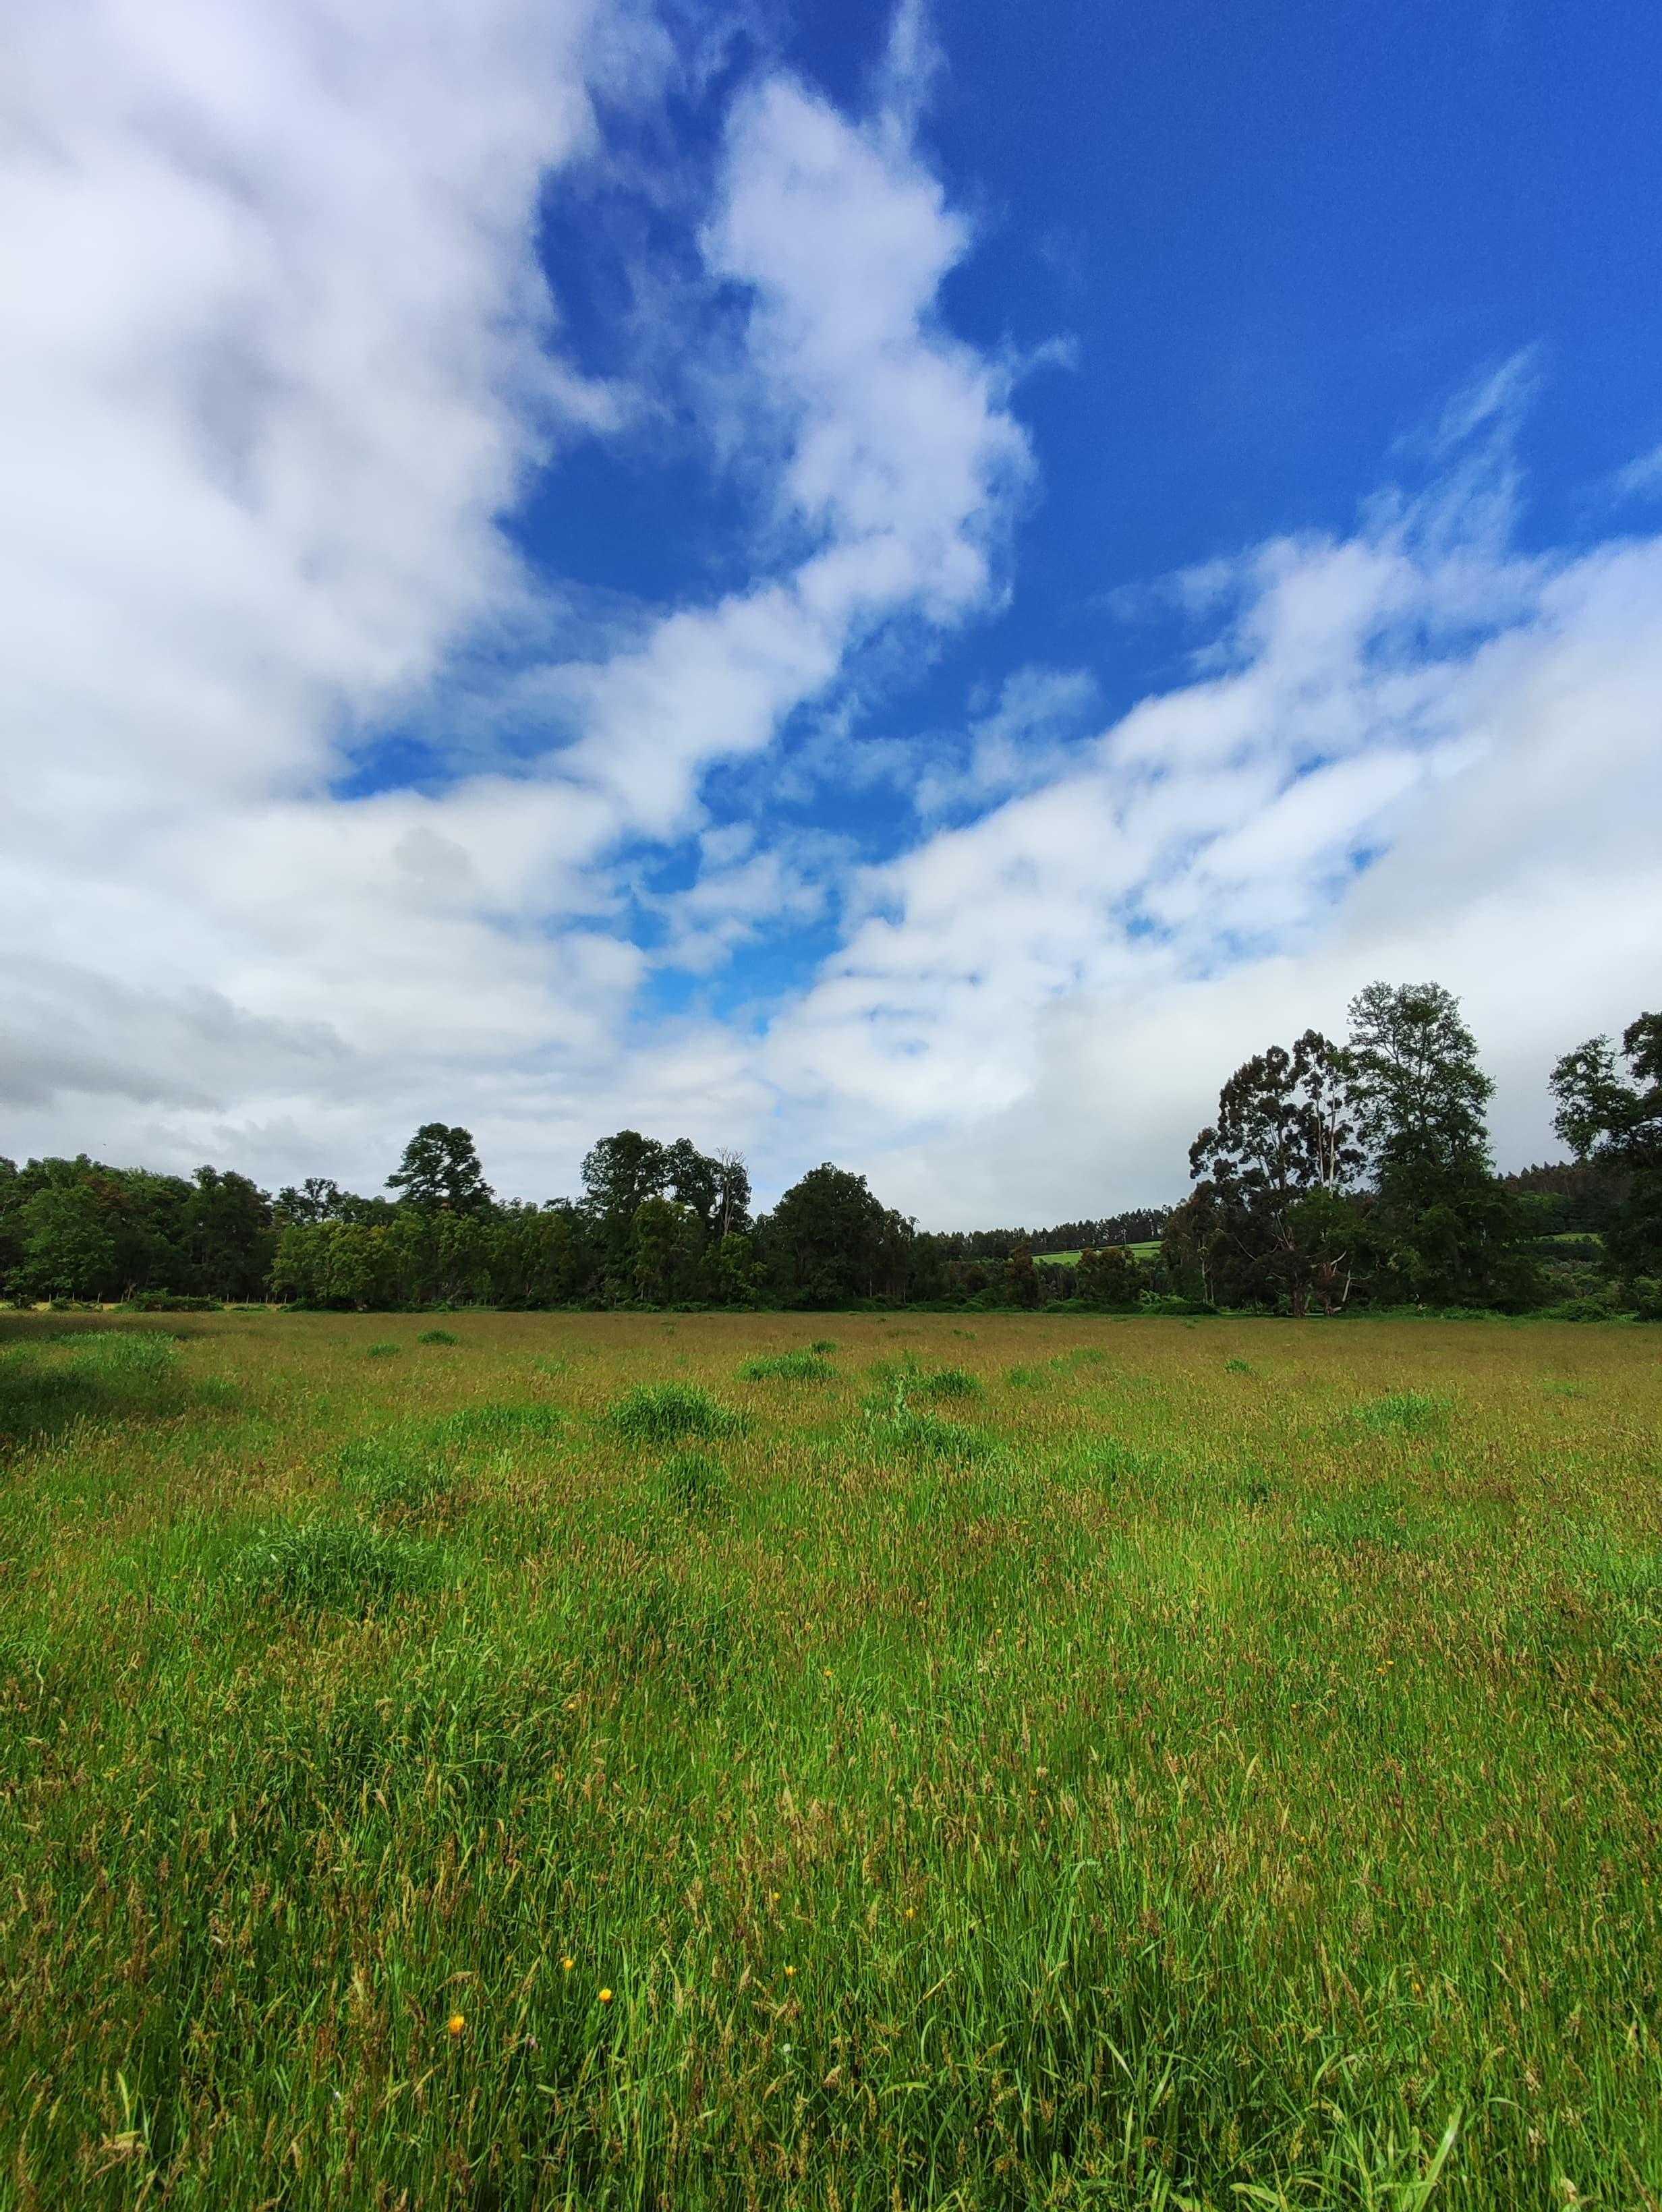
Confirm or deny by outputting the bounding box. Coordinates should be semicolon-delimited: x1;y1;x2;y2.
1;981;1655;1314
1161;983;1660;1317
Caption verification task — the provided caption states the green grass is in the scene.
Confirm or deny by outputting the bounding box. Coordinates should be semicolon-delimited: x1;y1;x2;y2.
737;1348;836;1382
0;1308;1659;2207
1039;1239;1161;1265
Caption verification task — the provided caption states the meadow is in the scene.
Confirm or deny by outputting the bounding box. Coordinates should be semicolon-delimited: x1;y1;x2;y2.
1;1308;1659;2211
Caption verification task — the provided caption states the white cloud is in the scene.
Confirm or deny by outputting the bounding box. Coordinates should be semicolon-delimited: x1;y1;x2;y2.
764;467;1662;1221
4;9;1656;1229
0;0;1031;1197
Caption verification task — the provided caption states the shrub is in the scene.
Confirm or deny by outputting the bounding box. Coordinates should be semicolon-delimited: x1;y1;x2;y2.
738;1350;835;1383
418;1328;459;1346
610;1383;742;1445
917;1366;981;1401
235;1521;442;1612
119;1291;223;1313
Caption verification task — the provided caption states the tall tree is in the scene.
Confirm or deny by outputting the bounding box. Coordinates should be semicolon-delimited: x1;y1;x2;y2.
1076;1244;1143;1308
181;1166;274;1300
1346;981;1493;1177
275;1177;349;1226
711;1149;753;1240
1346;983;1534;1308
580;1131;668;1225
1551;1010;1662;1285
664;1138;720;1233
760;1164;902;1307
386;1125;494;1216
629;1196;704;1305
1188;1029;1364;1315
18;1183;119;1302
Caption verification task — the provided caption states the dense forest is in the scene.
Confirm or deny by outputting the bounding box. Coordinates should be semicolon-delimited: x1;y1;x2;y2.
3;983;1657;1317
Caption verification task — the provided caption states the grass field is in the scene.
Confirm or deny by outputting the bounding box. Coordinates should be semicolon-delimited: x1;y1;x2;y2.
1035;1242;1162;1266
1;1308;1659;2209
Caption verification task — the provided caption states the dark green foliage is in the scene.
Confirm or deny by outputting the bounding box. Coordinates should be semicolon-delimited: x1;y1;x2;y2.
417;1327;458;1345
1551;1011;1662;1287
0;1157;274;1304
9;993;1655;1322
1369;1163;1541;1310
365;1341;401;1359
757;1162;913;1306
385;1124;494;1216
610;1382;741;1444
1187;1028;1365;1316
1075;1244;1144;1306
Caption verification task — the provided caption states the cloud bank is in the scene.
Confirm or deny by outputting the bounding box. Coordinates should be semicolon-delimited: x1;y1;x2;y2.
2;1;1658;1219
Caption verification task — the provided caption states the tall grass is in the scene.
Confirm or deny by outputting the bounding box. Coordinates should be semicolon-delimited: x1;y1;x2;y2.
0;1308;1657;2207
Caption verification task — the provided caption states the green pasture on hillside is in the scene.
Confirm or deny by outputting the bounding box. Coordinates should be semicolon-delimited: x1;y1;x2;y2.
1;1308;1659;2209
1035;1240;1162;1266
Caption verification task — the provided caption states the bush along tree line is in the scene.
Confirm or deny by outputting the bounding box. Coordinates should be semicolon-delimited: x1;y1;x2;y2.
1;983;1656;1316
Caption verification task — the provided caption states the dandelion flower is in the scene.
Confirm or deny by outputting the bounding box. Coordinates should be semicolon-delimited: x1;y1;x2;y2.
784;1965;796;1979
447;2014;466;2038
561;1956;574;1973
598;1987;614;2004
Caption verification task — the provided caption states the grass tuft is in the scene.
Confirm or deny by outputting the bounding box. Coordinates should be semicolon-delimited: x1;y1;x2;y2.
233;1519;445;1612
418;1327;459;1346
916;1364;981;1400
1348;1389;1451;1436
610;1381;742;1444
865;1407;994;1464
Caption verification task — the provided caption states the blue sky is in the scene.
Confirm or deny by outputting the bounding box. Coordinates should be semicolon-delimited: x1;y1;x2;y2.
3;0;1659;1220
